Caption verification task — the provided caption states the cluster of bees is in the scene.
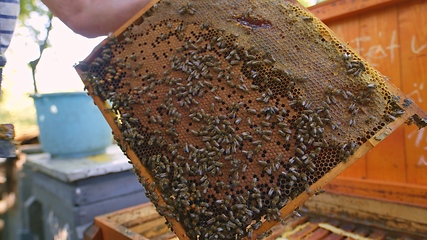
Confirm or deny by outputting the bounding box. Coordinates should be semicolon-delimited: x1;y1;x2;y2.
78;0;405;239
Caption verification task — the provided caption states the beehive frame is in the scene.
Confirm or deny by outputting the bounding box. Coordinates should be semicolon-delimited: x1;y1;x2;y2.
76;0;427;239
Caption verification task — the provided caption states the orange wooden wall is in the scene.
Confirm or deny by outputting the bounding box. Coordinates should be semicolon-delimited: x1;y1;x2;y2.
309;0;427;207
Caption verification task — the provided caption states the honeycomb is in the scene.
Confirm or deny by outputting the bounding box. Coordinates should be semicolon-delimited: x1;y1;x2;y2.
76;0;427;239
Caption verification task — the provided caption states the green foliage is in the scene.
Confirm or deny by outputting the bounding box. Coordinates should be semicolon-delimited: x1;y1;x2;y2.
19;0;50;23
19;0;53;93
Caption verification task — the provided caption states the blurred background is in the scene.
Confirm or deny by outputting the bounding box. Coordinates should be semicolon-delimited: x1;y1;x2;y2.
0;0;326;137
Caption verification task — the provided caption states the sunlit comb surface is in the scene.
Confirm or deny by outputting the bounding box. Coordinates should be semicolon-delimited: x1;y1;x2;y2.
76;0;427;239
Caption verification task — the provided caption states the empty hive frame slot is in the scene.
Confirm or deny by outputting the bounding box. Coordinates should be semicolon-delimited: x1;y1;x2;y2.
75;0;427;239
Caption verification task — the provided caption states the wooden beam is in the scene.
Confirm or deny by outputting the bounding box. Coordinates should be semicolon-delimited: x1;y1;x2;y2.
83;224;103;240
308;0;410;23
325;177;427;207
304;192;427;237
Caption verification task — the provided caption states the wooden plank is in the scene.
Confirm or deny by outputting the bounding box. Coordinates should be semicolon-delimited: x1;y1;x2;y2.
303;192;427;236
367;229;386;240
286;216;310;230
104;202;158;224
271;216;310;239
94;204;153;240
322;233;344;240
30;179;146;230
356;6;406;183
327;17;360;47
318;223;373;240
96;217;147;240
76;191;148;225
308;0;408;23
398;0;427;185
94;202;176;240
365;128;406;182
130;217;171;239
305;228;331;240
357;6;401;74
353;227;370;237
287;223;319;240
76;170;146;206
338;158;366;179
327;19;368;179
325;177;427;206
337;223;356;232
151;232;177;240
31;171;76;207
83;224;103;240
122;214;163;228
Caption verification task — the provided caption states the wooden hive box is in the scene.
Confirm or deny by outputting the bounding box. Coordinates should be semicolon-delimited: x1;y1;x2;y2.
89;202;177;240
87;202;415;240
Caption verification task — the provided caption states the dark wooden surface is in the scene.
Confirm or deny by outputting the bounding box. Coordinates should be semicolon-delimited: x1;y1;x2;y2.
31;170;145;206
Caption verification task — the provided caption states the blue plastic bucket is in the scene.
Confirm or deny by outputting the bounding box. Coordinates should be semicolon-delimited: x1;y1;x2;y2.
31;92;112;158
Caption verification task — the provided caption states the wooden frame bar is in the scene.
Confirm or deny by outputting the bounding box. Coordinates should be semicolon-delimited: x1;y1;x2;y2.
76;1;190;239
303;192;427;236
325;178;427;207
309;0;409;22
